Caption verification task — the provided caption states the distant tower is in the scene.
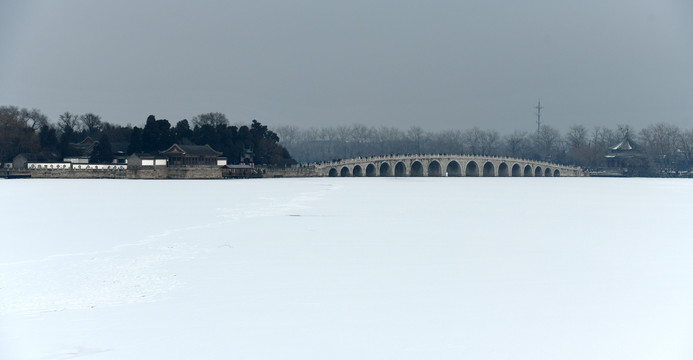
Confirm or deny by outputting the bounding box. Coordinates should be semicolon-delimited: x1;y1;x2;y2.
535;98;543;135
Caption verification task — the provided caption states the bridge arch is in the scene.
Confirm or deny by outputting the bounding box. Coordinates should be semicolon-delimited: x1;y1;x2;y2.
380;162;392;177
498;162;509;177
395;162;406;177
428;161;442;177
317;156;580;178
466;161;479;177
523;165;532;176
446;161;462;176
511;164;521;177
411;161;424;177
483;162;495;177
365;164;376;177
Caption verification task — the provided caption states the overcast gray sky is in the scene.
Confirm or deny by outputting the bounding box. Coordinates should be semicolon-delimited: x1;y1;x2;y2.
1;0;692;133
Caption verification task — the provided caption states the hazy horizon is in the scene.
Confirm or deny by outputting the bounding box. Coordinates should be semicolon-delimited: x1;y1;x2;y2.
1;1;691;133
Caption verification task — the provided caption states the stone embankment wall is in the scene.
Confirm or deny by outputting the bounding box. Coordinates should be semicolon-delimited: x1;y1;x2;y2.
165;167;221;179
19;167;222;179
126;167;222;179
126;168;169;179
259;165;320;178
0;170;31;179
27;169;127;179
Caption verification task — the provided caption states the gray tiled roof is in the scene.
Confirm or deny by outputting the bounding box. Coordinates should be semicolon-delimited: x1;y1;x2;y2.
161;144;222;156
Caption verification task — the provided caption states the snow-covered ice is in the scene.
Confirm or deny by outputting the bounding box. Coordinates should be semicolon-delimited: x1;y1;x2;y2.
1;177;692;359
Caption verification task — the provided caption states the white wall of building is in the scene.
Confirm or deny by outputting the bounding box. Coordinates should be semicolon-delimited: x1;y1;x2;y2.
64;157;90;164
28;163;72;170
72;164;127;170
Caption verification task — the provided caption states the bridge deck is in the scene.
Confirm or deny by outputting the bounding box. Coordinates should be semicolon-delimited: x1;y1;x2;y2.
315;154;583;177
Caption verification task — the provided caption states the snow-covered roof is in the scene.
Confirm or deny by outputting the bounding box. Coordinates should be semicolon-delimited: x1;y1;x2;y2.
610;138;635;151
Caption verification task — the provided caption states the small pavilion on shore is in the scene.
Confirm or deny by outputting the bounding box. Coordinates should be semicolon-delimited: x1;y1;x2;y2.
605;136;646;175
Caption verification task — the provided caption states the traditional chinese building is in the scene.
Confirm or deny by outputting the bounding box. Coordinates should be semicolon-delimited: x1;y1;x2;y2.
240;146;254;165
64;137;97;164
160;144;225;167
605;136;647;175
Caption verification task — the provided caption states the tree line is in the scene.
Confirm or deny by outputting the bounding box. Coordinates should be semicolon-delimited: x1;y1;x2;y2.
0;106;295;166
275;123;693;174
3;104;691;174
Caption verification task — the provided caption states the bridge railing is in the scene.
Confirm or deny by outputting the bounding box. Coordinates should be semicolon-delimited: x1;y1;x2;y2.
308;153;579;170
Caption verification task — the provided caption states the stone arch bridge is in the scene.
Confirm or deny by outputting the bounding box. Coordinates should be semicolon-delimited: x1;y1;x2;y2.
313;154;583;177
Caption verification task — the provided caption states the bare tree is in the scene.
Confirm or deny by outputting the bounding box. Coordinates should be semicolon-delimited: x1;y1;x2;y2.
463;127;484;155
58;112;81;133
275;125;300;147
376;126;407;154
563;125;602;167
676;129;693;171
0;106;20;118
534;125;564;162
192;112;229;128
0;110;40;162
617;124;633;138
503;130;532;158
23;108;49;131
640;123;681;169
0;106;48;131
407;126;425;154
80;113;103;135
479;129;500;155
431;129;464;155
566;125;588;149
590;126;621;150
351;124;374;156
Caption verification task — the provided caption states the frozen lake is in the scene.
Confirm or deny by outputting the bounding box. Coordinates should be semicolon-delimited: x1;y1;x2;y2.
1;178;692;359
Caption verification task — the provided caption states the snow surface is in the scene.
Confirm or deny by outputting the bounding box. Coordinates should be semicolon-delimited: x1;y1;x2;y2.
1;177;692;359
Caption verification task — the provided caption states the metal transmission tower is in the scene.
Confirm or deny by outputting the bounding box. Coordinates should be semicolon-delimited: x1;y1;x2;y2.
535;98;543;135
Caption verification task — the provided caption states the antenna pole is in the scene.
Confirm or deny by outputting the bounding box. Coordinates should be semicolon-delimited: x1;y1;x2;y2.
535;98;543;135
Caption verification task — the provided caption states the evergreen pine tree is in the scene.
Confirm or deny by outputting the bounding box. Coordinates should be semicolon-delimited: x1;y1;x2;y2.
91;134;113;163
127;127;143;154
